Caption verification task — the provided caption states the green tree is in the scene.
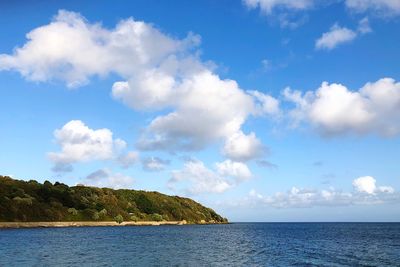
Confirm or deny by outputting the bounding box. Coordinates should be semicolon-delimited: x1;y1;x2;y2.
151;213;163;222
99;208;107;216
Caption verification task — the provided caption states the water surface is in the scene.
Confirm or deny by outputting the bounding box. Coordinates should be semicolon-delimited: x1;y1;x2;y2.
1;223;399;266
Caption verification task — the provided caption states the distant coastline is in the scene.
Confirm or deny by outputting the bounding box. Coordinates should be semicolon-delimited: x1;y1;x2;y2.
0;220;229;229
0;176;228;225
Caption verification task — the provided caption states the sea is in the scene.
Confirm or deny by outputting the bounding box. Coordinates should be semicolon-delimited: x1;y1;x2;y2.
1;223;399;266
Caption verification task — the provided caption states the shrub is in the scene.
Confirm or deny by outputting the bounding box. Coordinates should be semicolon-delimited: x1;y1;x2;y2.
68;208;78;216
130;215;139;222
92;212;100;220
114;214;124;224
151;213;163;222
99;208;107;218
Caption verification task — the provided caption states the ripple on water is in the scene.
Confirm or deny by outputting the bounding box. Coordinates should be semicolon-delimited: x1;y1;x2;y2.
0;223;399;266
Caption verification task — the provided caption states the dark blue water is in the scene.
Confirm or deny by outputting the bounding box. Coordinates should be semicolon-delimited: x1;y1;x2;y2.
1;223;399;266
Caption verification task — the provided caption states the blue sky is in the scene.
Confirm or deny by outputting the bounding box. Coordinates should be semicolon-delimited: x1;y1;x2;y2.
1;0;400;222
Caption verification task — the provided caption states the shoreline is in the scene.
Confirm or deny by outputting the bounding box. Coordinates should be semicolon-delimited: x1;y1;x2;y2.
0;220;190;229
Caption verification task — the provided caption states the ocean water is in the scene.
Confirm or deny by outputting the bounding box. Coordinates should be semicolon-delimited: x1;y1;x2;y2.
1;223;399;266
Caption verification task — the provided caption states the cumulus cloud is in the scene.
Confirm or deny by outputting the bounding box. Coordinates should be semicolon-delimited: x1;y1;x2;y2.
117;151;139;169
0;10;188;87
134;71;258;151
141;157;170;172
244;176;397;208
84;168;134;189
353;176;394;194
315;24;357;50
216;160;252;182
284;78;400;136
249;90;281;116
223;131;266;161
48;120;126;171
346;0;400;16
169;159;253;195
169;160;232;194
315;18;371;50
0;10;275;157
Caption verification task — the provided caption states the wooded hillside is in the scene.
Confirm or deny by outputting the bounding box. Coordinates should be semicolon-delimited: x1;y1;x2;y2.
0;176;228;223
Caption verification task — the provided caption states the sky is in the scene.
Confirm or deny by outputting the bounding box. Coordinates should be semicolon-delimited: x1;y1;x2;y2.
1;0;400;222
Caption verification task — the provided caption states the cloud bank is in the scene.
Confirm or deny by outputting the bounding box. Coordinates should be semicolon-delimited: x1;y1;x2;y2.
245;176;397;208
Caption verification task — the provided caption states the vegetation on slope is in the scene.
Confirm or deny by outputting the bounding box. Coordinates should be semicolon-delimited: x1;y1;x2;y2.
0;176;228;223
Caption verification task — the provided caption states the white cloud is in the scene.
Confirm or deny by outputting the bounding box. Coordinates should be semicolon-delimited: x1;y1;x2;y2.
315;24;357;50
0;10;187;87
169;160;232;194
134;71;259;151
0;10;276;157
316;17;372;50
243;0;400;19
84;168;134;189
243;0;315;14
249;90;281;116
48;120;126;170
142;157;170;171
242;0;314;29
352;176;376;194
244;176;397;208
346;0;400;16
169;159;254;195
223;131;266;161
216;160;252;182
117;151;139;168
353;176;394;194
284;78;400;136
315;17;372;50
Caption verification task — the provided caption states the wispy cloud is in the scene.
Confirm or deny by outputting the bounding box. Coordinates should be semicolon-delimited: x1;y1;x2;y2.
241;176;398;208
169;159;253;195
84;168;134;189
141;157;170;172
315;18;371;50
